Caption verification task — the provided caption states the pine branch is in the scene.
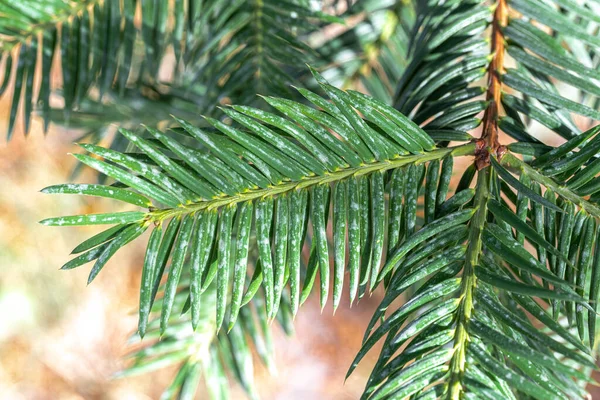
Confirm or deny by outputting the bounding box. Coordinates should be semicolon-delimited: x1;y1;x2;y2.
41;75;473;334
476;0;507;168
447;3;506;394
145;143;474;224
447;167;491;399
352;0;600;398
317;2;414;102
37;0;600;398
116;283;286;400
0;0;192;138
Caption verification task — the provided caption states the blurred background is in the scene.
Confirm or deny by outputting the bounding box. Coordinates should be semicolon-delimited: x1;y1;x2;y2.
0;115;388;400
0;100;388;399
1;1;600;399
0;2;394;398
3;108;600;400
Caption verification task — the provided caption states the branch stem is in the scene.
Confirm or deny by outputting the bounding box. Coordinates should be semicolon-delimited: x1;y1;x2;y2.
477;0;508;169
447;167;491;399
146;143;476;223
447;1;507;392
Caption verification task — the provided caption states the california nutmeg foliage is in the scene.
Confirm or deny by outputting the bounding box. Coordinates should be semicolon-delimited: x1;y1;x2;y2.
14;0;600;398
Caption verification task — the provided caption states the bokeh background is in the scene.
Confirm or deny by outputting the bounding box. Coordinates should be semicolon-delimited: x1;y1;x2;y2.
1;26;600;400
3;116;600;399
0;107;386;398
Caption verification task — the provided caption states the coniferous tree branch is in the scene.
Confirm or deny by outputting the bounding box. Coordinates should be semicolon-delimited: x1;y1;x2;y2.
447;1;507;394
317;1;414;102
351;0;600;398
0;0;340;140
40;77;472;329
36;0;600;398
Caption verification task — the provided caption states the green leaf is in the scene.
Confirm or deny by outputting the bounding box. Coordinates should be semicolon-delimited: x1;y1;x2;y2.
216;206;235;330
349;87;436;151
348;176;362;305
174;117;270;189
79;143;198;203
437;156;453;208
190;211;217;330
568;157;600;190
476;266;588;305
308;71;391;160
511;0;600;48
502;69;600;120
70;224;129;254
504;19;600;81
261;96;363;167
476;291;595;367
204;113;309;181
387;168;406;256
241;261;263;308
160;215;195;335
470;319;591;381
311;184;330;311
509;46;600;99
543;135;600;178
348;278;460;378
425;160;440;225
228;202;253;330
288;189;307;315
333;181;347;312
390;297;460;347
482;222;570;285
371;328;456;391
270;96;373;163
378;208;475;282
370;348;452;400
71;153;180;207
151;217;182;312
577;217;596;340
231;105;344;172
139;226;162;338
469;343;557;400
256;198;275;317
369;171;386;290
61;241;112;271
437;188;475;217
40;212;146;226
365;246;464;341
88;223;147;284
119;128;217;200
225;105;327;175
490;157;562;212
145;126;242;196
41;183;151;207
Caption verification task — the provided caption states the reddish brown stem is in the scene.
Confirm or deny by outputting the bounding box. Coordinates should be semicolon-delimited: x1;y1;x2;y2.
476;0;508;169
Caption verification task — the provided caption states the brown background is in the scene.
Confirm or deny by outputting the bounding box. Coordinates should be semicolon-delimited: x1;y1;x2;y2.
2;95;600;399
0;113;385;398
